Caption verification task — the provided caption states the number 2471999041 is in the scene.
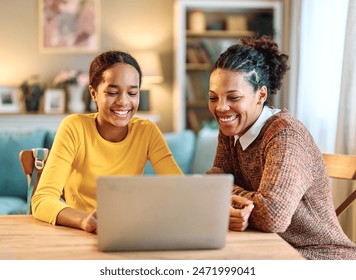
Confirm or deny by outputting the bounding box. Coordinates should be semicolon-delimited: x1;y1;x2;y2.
192;266;256;276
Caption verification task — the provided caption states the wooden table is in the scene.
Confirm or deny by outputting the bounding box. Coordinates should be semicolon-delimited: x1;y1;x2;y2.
0;215;304;260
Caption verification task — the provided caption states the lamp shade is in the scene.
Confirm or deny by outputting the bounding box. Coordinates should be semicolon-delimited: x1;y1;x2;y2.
131;51;164;86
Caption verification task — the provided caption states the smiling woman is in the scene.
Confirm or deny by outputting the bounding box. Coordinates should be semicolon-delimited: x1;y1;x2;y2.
208;69;267;138
206;36;356;260
31;50;183;234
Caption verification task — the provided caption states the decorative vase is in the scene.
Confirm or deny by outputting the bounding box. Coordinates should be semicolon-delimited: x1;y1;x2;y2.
67;85;86;113
20;76;44;112
188;10;206;32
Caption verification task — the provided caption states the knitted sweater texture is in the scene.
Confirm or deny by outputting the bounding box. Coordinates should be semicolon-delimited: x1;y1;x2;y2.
214;109;356;260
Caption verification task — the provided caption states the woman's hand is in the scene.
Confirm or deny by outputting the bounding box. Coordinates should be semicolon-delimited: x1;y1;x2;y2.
229;195;254;232
81;209;97;233
206;168;254;231
206;167;225;174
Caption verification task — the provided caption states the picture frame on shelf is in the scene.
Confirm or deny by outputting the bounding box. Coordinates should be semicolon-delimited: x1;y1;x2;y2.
0;86;21;113
44;89;66;114
38;0;100;53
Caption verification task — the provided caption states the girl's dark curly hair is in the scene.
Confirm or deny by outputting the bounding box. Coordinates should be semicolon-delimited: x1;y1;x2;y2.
211;36;289;101
89;50;142;91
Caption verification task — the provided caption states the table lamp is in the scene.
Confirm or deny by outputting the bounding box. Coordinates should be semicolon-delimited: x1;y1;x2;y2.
131;51;163;111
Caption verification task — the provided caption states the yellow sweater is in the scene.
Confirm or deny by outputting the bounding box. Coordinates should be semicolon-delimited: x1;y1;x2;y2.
32;113;182;224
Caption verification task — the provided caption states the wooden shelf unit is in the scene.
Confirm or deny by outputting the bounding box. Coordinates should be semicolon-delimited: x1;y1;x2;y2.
173;0;284;132
186;30;255;38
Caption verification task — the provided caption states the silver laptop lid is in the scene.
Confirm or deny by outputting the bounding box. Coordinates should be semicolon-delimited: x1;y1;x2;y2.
96;174;233;251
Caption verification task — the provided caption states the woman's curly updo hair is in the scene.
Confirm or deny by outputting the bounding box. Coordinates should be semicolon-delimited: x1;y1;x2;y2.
211;35;289;100
89;50;142;91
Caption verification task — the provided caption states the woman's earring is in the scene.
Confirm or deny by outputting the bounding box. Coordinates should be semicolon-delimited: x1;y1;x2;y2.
257;101;261;105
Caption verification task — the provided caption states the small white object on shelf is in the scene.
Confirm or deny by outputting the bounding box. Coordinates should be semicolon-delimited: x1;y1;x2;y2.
67;85;86;113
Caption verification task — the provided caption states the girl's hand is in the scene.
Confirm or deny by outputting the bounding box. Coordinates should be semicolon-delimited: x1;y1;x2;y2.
81;209;97;233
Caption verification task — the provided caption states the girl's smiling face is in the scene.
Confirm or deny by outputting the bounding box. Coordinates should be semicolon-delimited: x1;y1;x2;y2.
90;63;140;142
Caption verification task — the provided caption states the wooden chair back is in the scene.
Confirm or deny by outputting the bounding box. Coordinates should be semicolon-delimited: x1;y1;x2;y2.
19;149;50;213
323;153;356;216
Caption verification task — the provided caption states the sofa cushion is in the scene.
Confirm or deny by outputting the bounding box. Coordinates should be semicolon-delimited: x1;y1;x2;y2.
190;127;218;174
144;130;196;174
0;197;27;214
44;131;56;149
0;130;47;200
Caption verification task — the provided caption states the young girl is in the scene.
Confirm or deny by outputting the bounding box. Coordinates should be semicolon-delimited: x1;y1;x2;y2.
32;51;182;232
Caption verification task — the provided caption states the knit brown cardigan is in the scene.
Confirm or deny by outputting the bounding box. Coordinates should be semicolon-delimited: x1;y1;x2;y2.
214;108;356;260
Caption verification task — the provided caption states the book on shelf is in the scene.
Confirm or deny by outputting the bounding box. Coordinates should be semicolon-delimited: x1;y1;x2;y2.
187;38;238;66
187;109;201;133
186;44;200;63
199;39;216;64
185;74;195;101
186;38;210;64
197;41;211;64
186;72;210;101
200;38;237;64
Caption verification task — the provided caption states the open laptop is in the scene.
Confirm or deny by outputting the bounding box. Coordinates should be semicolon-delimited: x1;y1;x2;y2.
96;174;233;252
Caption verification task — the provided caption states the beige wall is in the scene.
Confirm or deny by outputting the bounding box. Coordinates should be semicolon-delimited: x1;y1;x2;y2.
0;0;175;131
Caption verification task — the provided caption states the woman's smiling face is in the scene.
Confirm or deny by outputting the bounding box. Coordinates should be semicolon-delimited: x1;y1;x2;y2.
208;68;266;137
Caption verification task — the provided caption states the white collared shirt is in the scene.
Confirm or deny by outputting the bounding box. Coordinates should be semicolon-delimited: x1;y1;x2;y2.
234;106;281;150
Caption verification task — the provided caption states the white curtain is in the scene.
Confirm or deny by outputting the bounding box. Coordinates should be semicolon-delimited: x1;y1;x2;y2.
334;0;356;242
296;0;349;154
295;0;356;242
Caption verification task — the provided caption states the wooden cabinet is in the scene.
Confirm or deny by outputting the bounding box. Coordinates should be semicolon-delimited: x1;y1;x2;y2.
173;0;284;132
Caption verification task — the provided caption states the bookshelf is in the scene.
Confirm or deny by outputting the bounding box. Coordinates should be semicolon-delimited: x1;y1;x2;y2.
173;0;284;132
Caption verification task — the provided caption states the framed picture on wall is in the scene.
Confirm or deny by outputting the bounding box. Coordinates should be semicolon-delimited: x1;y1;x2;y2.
44;89;66;114
38;0;100;53
0;86;21;113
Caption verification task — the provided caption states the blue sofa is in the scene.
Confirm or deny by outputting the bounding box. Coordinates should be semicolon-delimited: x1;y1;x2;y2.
0;127;218;215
